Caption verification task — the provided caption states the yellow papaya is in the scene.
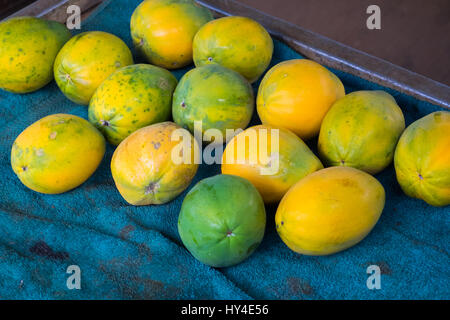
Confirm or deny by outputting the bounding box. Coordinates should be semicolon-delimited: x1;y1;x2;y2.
276;166;385;255
54;31;133;105
11;114;105;194
318;90;405;174
111;122;199;205
257;59;345;140
0;16;71;93
193;16;273;83
172;64;254;139
394;111;450;206
130;0;213;69
222;125;323;203
89;64;177;145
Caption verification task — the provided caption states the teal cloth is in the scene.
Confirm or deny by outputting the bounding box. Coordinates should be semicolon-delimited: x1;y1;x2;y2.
0;0;448;299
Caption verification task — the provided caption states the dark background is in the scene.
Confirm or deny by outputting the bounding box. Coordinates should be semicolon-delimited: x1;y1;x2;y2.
0;0;35;19
1;0;449;85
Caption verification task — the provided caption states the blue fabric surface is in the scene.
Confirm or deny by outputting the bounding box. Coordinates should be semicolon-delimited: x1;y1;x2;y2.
0;0;448;299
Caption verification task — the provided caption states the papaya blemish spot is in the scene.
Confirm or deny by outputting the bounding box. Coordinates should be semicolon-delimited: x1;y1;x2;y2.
22;166;27;172
100;119;110;127
145;182;160;195
152;141;161;149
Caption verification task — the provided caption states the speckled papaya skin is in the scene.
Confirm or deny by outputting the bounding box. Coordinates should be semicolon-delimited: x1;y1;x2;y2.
54;31;133;105
222;125;323;203
178;174;266;267
130;0;213;69
11;114;106;194
111;122;199;205
88;64;177;145
394;111;450;207
318;90;405;175
172;64;254;138
193;16;273;83
0;16;71;93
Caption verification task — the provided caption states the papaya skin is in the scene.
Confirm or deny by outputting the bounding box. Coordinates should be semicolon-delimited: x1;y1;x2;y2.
54;31;133;105
394;111;450;207
193;16;273;83
172;64;254;139
276;166;385;256
222;125;323;203
178;174;266;267
11;114;106;194
111;122;199;205
0;16;71;93
318;90;405;175
89;64;178;145
130;0;213;69
257;59;345;140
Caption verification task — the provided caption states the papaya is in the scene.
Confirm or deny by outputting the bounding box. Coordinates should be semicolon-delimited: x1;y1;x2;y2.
11;114;106;194
172;64;254;139
130;0;213;69
0;16;71;93
318;90;405;175
178;174;266;267
257;59;345;140
54;31;133;105
276;166;385;255
111;122;199;205
88;64;177;145
222;124;323;203
193;16;273;83
394;111;450;207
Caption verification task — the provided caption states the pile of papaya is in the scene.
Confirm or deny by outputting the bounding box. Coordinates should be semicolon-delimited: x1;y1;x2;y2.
2;0;449;268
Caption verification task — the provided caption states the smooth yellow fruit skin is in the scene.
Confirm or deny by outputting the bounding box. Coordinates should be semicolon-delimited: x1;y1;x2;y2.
11;114;106;194
257;59;345;140
318;90;405;175
0;16;71;93
276;166;385;255
54;31;133;105
111;122;199;205
88;64;178;145
130;0;213;69
193;16;273;83
222;124;323;203
394;111;450;207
